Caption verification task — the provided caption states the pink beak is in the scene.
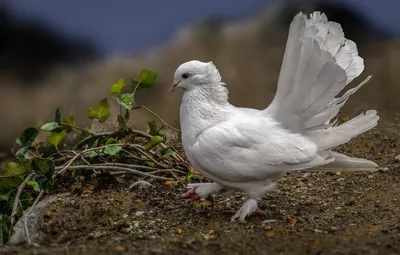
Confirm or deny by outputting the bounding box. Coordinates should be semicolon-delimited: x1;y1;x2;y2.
169;82;180;94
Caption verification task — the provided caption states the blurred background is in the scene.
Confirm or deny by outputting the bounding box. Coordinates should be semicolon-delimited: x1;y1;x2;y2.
0;0;399;154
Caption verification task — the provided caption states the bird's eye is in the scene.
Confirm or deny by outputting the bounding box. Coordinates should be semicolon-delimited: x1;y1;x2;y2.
182;72;190;79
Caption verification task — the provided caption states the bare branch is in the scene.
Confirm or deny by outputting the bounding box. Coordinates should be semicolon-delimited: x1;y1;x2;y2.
11;173;33;227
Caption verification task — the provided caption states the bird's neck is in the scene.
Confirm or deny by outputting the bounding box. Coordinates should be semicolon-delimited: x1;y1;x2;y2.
180;83;233;146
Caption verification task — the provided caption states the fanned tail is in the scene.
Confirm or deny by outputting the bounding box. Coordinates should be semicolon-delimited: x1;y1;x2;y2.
265;11;380;172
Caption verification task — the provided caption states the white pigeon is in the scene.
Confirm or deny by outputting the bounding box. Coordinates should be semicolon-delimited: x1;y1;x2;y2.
169;12;380;222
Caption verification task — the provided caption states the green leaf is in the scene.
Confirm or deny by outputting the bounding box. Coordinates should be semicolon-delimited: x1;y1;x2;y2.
88;151;99;157
48;130;67;146
139;69;158;88
160;147;174;157
104;137;122;155
144;162;155;167
186;172;194;181
55;107;62;125
117;114;127;130
40;122;60;131
5;161;29;176
115;93;133;110
144;135;164;151
109;78;126;94
148;120;158;136
16;127;38;147
105;138;117;145
15;127;38;157
32;158;54;176
15;147;28;157
63;116;76;126
0;193;9;202
88;98;111;122
131;69;158;89
0;178;23;190
104;145;122;156
27;181;40;192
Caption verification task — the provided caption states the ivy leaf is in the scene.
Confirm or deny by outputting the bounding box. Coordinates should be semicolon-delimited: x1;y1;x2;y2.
27;181;40;192
104;145;122;156
0;178;22;189
160;147;174;157
144;135;164;151
104;138;122;156
117;114;127;130
40;122;60;131
145;162;155;167
15;127;38;157
148;120;158;136
88;139;100;157
63;116;76;126
15;147;28;158
55;107;62;125
16;127;38;147
109;78;126;94
88;98;111;122
114;93;133;110
48;130;67;146
131;69;158;89
5;161;29;176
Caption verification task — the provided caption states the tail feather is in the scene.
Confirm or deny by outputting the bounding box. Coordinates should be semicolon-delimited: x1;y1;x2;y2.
265;11;380;173
265;11;370;133
302;75;371;132
307;110;379;151
304;151;378;173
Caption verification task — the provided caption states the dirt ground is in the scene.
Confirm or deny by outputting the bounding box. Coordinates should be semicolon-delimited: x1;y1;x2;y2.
1;110;400;255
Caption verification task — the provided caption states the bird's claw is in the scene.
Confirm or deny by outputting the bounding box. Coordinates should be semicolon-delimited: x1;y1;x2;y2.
182;187;201;202
256;209;265;215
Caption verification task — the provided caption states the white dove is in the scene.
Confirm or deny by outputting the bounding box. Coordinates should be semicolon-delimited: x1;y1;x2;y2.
169;12;380;222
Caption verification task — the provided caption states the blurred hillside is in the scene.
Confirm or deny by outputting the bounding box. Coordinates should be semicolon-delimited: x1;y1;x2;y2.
0;5;97;83
0;1;399;151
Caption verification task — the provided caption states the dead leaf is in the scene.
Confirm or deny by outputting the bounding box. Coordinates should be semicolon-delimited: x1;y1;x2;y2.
189;166;200;175
368;227;380;232
43;210;53;218
164;181;175;185
115;244;125;252
196;201;211;208
266;231;274;238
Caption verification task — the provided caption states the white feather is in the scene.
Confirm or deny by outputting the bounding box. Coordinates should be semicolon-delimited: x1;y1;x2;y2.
173;11;380;222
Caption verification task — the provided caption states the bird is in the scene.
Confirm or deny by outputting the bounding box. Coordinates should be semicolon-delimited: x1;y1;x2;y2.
169;12;380;222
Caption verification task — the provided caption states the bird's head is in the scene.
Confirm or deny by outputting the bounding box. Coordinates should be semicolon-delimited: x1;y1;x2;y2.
169;60;222;94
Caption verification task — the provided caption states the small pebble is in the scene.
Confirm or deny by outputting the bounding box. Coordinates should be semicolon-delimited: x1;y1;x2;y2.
337;178;345;183
135;211;144;217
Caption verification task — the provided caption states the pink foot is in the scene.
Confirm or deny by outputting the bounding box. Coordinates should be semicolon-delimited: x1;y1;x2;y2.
182;188;202;203
189;194;201;202
182;188;197;198
256;209;265;215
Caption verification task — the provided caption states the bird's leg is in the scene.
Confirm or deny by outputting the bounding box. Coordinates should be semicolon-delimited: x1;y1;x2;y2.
183;182;226;202
230;198;259;223
231;182;277;222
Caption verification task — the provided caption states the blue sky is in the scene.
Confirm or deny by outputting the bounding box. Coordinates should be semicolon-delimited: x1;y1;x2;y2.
6;0;400;57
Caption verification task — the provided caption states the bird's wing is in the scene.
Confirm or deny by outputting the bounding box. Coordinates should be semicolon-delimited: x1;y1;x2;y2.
190;115;320;182
263;12;368;133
